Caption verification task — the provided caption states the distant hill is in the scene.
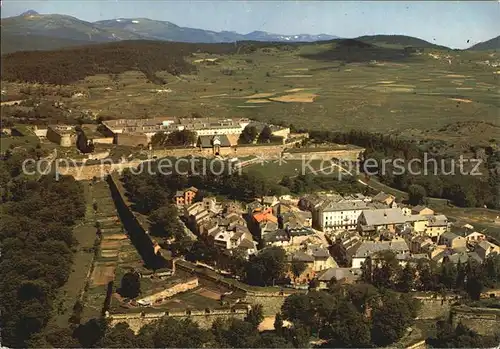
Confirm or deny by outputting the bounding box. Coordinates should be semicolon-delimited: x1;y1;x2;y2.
1;12;145;42
0;40;290;85
355;35;451;50
94;18;242;43
0;12;339;53
301;38;418;63
468;35;500;51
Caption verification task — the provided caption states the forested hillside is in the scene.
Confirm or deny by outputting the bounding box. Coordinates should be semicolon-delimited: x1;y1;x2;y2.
0;149;86;347
0;40;295;85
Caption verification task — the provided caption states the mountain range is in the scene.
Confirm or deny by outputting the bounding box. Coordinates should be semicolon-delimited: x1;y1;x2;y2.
1;10;338;44
1;10;498;54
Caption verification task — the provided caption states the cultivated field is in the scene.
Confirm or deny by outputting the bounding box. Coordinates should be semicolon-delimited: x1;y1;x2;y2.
4;44;497;148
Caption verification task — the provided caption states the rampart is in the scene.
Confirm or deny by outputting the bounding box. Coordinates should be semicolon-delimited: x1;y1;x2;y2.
450;306;500;336
106;173;167;269
414;294;461;320
106;308;248;333
283;148;365;162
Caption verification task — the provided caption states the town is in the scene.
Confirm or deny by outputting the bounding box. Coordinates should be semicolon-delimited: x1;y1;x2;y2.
1;2;500;348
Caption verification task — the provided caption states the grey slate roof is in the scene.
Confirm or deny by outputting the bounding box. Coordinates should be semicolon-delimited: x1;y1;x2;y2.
317;267;361;282
441;231;460;241
263;229;290;243
197;134;231;148
353;240;409;258
290;251;315;263
373;191;394;203
321;200;368;212
309;245;331;259
361;208;408;226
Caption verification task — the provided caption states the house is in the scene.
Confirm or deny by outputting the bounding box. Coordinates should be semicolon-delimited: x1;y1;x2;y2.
287;251;315;284
259;220;279;239
475;241;500;261
238;237;258;257
253;207;279;238
330;231;363;267
446;251;483;265
307;245;337;272
409;235;435;254
197;134;231;155
262;229;291;248
318;200;368;231
439;232;466;249
262;196;279;208
372;191;396;207
279;195;300;206
247;200;263;215
280;210;312;230
316;268;361;288
201;197;219;213
465;231;486;244
174;187;198;207
411;205;434;216
46;124;77;147
224;201;243;215
424;215;449;240
358;208;408;233
350;239;410;268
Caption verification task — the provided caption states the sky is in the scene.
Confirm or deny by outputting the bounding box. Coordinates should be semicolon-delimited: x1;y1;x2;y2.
1;1;499;49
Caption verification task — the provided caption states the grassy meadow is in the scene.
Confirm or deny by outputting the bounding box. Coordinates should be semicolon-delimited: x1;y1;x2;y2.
15;43;495;146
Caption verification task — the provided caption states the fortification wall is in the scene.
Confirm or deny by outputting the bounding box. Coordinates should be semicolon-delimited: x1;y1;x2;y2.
151;144;285;159
245;294;288;316
107;309;247;333
450;306;500;336
452;306;500;335
414;295;460;320
56;160;143;180
283;148;365;162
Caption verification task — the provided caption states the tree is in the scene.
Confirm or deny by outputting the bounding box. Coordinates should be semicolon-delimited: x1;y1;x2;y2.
246;247;287;286
101;322;137;348
73;318;107;348
165;129;197;146
320;300;371;348
397;263;416;292
239;125;258;144
291;262;307;282
119;272;141;299
371;293;414;346
245;304;264;328
152;317;213;348
149;205;184;240
258;125;273;143
408;184;427;205
439;260;458;290
274;313;284;336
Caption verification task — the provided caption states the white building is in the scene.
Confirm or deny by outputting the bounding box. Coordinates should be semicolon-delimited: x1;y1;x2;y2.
350;239;410;268
318;201;368;231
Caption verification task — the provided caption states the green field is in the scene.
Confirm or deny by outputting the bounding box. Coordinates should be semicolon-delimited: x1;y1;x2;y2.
49;181;97;327
4;44;493;148
242;159;339;182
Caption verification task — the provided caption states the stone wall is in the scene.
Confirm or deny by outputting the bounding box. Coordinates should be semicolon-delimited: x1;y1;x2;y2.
116;133;148;147
56;160;143;180
283;148;365;162
151;144;285;159
414;295;461;320
245;294;288;316
450;306;500;336
107;309;248;333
